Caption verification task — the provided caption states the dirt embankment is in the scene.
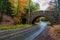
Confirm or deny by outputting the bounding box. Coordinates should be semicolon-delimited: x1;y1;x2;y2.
35;26;58;40
0;14;14;27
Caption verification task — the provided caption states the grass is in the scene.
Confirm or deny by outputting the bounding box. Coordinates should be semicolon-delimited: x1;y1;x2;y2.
0;24;31;31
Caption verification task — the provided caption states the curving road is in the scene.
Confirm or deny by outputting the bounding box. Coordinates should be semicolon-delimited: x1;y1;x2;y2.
0;21;48;40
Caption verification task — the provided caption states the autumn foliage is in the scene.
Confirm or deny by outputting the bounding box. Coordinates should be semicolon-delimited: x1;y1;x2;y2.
13;0;28;24
0;0;39;24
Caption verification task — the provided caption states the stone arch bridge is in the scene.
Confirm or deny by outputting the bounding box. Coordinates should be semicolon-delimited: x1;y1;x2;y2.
25;11;58;25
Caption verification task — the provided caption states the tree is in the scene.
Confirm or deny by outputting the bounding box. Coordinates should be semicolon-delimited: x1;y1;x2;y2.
0;0;14;16
31;3;39;12
0;0;6;22
13;0;28;24
26;0;39;13
51;0;58;11
6;0;15;16
0;0;17;23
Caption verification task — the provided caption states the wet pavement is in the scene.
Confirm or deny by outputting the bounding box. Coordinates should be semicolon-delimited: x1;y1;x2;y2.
35;26;57;40
0;25;47;40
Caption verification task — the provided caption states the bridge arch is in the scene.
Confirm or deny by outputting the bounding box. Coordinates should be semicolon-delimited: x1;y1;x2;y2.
26;11;55;25
32;15;52;25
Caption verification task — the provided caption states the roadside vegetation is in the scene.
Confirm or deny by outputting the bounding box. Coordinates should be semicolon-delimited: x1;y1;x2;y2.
34;17;51;25
0;24;31;31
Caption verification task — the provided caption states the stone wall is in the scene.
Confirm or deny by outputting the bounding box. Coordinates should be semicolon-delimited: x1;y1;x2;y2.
26;11;56;24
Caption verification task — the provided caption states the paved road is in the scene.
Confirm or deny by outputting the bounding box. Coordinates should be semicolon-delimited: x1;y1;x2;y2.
0;25;47;40
35;26;57;40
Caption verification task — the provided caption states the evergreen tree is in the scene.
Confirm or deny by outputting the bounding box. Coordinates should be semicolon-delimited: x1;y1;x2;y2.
0;0;4;22
0;0;14;16
52;0;58;11
0;0;14;22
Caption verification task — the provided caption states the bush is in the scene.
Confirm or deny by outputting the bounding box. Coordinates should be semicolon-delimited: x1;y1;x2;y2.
40;18;49;21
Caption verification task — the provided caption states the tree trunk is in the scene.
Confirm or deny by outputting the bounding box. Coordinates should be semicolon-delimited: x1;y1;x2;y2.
0;12;3;23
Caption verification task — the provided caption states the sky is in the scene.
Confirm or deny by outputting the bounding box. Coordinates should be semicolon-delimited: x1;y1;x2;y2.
14;0;55;11
31;0;52;11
